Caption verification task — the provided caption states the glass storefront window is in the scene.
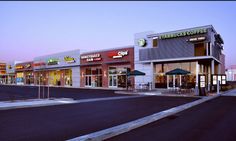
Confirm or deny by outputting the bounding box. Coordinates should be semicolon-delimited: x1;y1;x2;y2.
64;69;72;86
85;67;102;87
108;66;130;88
154;62;196;88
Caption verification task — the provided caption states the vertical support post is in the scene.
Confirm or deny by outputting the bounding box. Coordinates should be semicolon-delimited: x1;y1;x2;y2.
217;80;220;94
195;61;199;95
38;74;40;99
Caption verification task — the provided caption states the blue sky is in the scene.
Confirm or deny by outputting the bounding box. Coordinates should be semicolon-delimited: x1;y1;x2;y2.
0;1;236;67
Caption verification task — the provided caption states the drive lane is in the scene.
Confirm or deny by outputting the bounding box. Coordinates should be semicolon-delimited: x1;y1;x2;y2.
0;96;198;141
108;96;236;141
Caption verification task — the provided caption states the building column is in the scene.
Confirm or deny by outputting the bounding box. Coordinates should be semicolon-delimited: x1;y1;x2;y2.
195;61;199;95
211;60;215;74
208;65;211;91
218;63;221;74
151;62;155;89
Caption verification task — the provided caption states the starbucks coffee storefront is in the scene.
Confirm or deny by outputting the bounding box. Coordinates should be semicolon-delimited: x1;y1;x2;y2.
33;49;80;87
134;25;225;94
80;46;134;89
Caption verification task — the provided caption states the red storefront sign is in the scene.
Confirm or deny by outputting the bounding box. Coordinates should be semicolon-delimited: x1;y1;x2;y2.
108;50;128;59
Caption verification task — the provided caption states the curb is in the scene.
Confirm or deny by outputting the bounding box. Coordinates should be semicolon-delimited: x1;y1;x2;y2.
0;98;76;111
67;95;220;141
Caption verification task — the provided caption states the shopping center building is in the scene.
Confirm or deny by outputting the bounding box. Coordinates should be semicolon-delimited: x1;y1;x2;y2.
134;25;225;92
1;25;226;93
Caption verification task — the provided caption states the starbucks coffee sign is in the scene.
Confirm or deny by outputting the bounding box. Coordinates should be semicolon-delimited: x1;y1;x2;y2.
159;28;207;40
138;38;146;47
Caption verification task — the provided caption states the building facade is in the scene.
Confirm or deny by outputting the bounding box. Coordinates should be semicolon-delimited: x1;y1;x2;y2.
33;49;80;87
80;46;134;89
0;25;226;93
0;63;6;84
134;25;225;92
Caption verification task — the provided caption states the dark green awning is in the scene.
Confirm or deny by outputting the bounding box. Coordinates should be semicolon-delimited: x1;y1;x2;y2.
166;68;190;75
127;70;145;76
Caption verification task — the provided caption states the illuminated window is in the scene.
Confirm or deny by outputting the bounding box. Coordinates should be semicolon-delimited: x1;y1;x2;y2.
153;37;158;48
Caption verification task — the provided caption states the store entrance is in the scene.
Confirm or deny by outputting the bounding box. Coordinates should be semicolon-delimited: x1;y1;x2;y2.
109;75;117;87
85;76;92;87
167;75;181;88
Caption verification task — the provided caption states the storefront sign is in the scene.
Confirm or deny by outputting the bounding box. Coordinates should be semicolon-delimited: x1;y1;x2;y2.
138;38;146;47
81;54;102;62
47;59;59;65
159;28;207;40
34;62;46;67
64;56;76;63
188;36;206;42
108;50;129;59
15;65;24;70
24;64;31;69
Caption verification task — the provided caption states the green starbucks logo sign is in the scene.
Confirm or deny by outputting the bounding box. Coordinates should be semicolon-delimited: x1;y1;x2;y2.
138;38;146;47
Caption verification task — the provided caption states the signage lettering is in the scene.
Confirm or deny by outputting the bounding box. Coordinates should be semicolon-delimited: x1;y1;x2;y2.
15;65;24;70
108;50;129;59
34;62;46;67
188;36;206;42
47;59;59;65
159;28;207;40
81;54;102;62
64;56;76;63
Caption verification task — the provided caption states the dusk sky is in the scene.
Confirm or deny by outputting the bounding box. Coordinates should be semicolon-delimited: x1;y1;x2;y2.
0;1;236;68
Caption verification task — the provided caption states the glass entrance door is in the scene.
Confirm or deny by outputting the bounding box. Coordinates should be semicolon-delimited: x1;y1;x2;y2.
85;76;92;87
109;75;117;87
167;75;182;88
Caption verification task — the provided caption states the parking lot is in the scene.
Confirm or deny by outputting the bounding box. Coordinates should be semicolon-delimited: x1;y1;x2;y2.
0;85;199;141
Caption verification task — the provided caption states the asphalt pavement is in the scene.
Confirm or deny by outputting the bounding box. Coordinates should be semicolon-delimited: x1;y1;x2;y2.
0;96;198;141
0;85;132;101
108;96;236;141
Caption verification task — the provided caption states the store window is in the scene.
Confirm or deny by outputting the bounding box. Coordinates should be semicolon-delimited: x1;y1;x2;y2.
25;72;34;85
109;67;130;88
153;37;158;48
194;43;206;56
16;72;24;84
154;62;196;88
64;69;72;86
85;67;102;87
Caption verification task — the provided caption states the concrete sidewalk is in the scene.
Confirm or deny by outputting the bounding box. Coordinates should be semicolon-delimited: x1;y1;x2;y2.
0;98;76;110
0;95;145;111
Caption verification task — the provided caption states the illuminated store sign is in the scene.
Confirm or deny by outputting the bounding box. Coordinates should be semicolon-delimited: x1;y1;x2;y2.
138;39;146;47
64;56;76;63
81;54;102;62
15;63;32;70
47;59;59;65
34;62;46;67
188;36;206;42
15;65;24;70
108;50;129;59
159;28;207;40
24;64;31;69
